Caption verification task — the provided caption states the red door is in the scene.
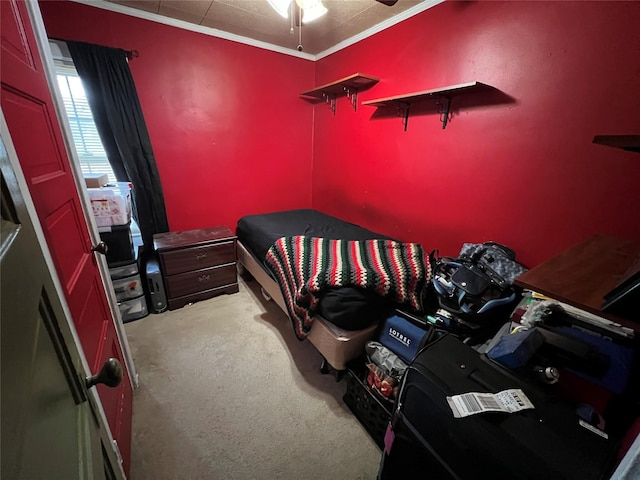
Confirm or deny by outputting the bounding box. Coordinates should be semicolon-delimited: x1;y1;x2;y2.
1;0;132;474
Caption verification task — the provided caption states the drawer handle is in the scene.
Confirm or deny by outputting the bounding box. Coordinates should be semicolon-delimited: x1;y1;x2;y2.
195;253;208;261
198;274;210;283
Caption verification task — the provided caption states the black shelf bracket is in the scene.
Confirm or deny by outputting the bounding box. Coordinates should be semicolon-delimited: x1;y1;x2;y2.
435;96;451;129
301;74;380;116
344;87;358;112
362;81;492;131
322;92;337;115
397;102;410;131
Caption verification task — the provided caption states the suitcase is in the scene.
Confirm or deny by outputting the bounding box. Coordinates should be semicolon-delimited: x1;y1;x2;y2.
378;334;620;480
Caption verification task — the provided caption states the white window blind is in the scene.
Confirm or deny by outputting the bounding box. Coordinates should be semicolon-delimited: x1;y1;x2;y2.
50;42;141;238
55;65;117;184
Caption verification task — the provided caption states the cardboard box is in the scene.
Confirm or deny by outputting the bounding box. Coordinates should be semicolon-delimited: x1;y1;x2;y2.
87;182;132;226
84;173;109;188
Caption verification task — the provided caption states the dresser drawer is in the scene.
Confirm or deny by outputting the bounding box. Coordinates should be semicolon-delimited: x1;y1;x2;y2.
160;241;235;275
167;283;240;311
165;263;237;298
154;226;239;310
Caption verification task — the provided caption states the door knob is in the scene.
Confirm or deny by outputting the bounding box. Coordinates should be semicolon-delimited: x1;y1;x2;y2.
86;358;123;389
91;241;109;255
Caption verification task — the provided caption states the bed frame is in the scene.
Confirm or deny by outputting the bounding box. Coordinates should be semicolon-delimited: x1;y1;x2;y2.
237;241;379;372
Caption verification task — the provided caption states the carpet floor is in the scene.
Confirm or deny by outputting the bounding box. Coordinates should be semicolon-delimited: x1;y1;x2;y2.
124;277;381;480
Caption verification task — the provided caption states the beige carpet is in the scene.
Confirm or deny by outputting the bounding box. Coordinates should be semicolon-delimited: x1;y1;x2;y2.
124;277;381;480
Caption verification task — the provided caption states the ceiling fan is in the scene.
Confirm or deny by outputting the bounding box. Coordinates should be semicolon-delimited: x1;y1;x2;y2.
267;0;399;24
267;0;399;51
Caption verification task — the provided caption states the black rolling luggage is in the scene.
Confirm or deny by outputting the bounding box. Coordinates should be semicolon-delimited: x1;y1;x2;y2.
378;334;620;480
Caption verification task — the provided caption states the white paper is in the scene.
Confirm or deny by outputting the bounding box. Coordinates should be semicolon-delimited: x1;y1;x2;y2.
447;389;534;418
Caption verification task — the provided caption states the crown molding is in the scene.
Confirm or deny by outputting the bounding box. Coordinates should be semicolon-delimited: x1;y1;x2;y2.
314;0;445;60
69;0;315;60
68;0;444;61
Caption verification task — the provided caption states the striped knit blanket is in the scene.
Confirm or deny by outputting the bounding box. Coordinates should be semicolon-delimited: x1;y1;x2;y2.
265;236;431;340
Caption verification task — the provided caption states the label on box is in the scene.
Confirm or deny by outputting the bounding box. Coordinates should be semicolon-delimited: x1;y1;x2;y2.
446;389;534;418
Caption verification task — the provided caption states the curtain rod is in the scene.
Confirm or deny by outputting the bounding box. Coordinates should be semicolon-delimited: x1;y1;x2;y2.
49;37;139;61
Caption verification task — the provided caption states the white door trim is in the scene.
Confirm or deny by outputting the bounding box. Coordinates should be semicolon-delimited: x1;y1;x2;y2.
1;108;127;480
26;0;138;389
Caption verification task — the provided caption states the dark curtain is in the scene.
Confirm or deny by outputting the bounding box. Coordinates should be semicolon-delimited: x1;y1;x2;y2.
66;40;169;253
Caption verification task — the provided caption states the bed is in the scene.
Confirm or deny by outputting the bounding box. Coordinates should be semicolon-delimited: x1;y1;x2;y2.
236;209;429;373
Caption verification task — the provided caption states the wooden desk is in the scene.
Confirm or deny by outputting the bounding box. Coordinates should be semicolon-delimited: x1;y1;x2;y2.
514;234;640;332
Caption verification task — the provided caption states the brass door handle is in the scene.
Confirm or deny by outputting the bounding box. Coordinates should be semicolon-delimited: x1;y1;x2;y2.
86;358;123;389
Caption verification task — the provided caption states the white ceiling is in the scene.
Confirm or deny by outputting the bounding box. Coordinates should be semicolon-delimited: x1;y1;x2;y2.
88;0;441;58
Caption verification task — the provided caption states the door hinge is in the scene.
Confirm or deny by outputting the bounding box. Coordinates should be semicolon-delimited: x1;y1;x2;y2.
112;439;123;467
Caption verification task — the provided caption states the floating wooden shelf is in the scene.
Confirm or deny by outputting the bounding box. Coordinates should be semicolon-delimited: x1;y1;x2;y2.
362;81;493;130
592;135;640;153
300;73;380;115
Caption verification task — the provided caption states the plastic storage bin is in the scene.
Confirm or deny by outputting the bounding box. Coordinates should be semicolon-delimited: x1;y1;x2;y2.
118;294;148;323
112;273;144;301
109;262;138;280
343;366;393;449
87;182;132;227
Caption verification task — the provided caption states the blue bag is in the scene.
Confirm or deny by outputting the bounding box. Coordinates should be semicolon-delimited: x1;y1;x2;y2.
378;313;429;364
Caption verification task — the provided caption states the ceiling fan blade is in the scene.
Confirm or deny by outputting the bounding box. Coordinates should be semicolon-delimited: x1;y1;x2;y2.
375;0;399;5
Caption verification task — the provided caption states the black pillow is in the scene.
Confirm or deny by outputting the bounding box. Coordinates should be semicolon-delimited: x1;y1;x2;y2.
318;287;395;330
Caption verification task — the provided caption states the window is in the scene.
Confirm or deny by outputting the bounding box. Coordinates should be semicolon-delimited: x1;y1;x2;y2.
54;64;117;184
50;41;140;238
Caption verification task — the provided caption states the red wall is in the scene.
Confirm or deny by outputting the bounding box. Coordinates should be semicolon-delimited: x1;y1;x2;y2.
313;1;640;267
39;0;315;233
40;1;640;268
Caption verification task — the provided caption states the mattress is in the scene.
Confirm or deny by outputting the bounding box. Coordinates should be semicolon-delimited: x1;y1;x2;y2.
236;209;397;330
237;208;392;262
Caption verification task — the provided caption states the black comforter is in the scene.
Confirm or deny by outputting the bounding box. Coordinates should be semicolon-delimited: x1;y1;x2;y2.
237;209;393;260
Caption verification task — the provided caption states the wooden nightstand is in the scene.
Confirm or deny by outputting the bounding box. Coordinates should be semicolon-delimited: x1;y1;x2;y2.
153;226;239;310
